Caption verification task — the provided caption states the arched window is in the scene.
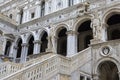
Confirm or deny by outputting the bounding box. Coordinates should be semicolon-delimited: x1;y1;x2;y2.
41;1;45;17
4;41;11;56
16;38;22;58
57;28;67;56
27;36;34;56
107;14;120;40
77;20;93;52
40;31;48;53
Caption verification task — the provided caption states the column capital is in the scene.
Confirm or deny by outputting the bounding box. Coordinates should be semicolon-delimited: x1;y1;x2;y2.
47;36;58;40
33;40;42;44
66;30;78;35
14;46;18;49
21;43;28;47
102;23;109;28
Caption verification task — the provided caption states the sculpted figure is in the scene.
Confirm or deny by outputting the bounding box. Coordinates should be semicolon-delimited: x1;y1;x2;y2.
91;13;101;40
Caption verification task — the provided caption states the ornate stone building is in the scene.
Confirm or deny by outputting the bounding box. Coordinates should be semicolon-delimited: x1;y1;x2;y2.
0;0;120;80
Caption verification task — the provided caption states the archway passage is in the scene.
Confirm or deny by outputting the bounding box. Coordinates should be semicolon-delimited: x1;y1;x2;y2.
16;38;22;58
4;41;11;56
40;31;48;53
107;14;120;40
57;28;67;56
28;36;34;56
77;20;93;52
98;61;119;80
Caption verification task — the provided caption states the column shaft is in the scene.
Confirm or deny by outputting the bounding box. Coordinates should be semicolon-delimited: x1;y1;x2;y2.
20;43;28;63
66;31;77;56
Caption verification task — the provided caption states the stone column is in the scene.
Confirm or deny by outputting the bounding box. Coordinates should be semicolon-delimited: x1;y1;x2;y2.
20;43;28;63
33;40;41;54
66;30;78;57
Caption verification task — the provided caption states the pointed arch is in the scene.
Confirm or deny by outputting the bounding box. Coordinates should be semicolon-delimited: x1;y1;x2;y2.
27;35;34;56
16;38;22;58
40;30;48;53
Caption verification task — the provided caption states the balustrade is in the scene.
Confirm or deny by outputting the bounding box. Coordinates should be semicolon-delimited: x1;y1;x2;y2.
0;62;22;79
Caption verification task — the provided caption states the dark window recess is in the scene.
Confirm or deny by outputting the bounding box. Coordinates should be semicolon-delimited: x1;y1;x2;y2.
80;76;84;80
9;14;12;19
87;78;90;80
20;9;23;24
41;1;45;17
68;0;74;6
31;13;35;18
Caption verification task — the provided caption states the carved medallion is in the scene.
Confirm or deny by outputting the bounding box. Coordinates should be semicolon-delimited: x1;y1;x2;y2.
100;46;112;56
102;47;110;55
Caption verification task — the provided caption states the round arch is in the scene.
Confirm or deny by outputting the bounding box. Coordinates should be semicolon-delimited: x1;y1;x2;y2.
102;7;120;25
94;58;120;75
102;8;120;40
54;24;69;37
73;16;91;31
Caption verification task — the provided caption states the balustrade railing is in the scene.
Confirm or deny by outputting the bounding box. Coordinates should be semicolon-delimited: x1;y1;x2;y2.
0;62;22;79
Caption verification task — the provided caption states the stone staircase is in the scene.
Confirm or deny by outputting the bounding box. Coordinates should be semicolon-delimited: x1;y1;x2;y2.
0;47;92;80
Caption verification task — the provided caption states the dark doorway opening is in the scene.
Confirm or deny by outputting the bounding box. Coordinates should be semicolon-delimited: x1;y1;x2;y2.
98;61;119;80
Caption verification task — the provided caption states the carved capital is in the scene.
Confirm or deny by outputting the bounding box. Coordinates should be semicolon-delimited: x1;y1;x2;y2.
66;30;78;35
21;43;28;47
102;23;109;28
33;40;42;44
14;46;18;49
